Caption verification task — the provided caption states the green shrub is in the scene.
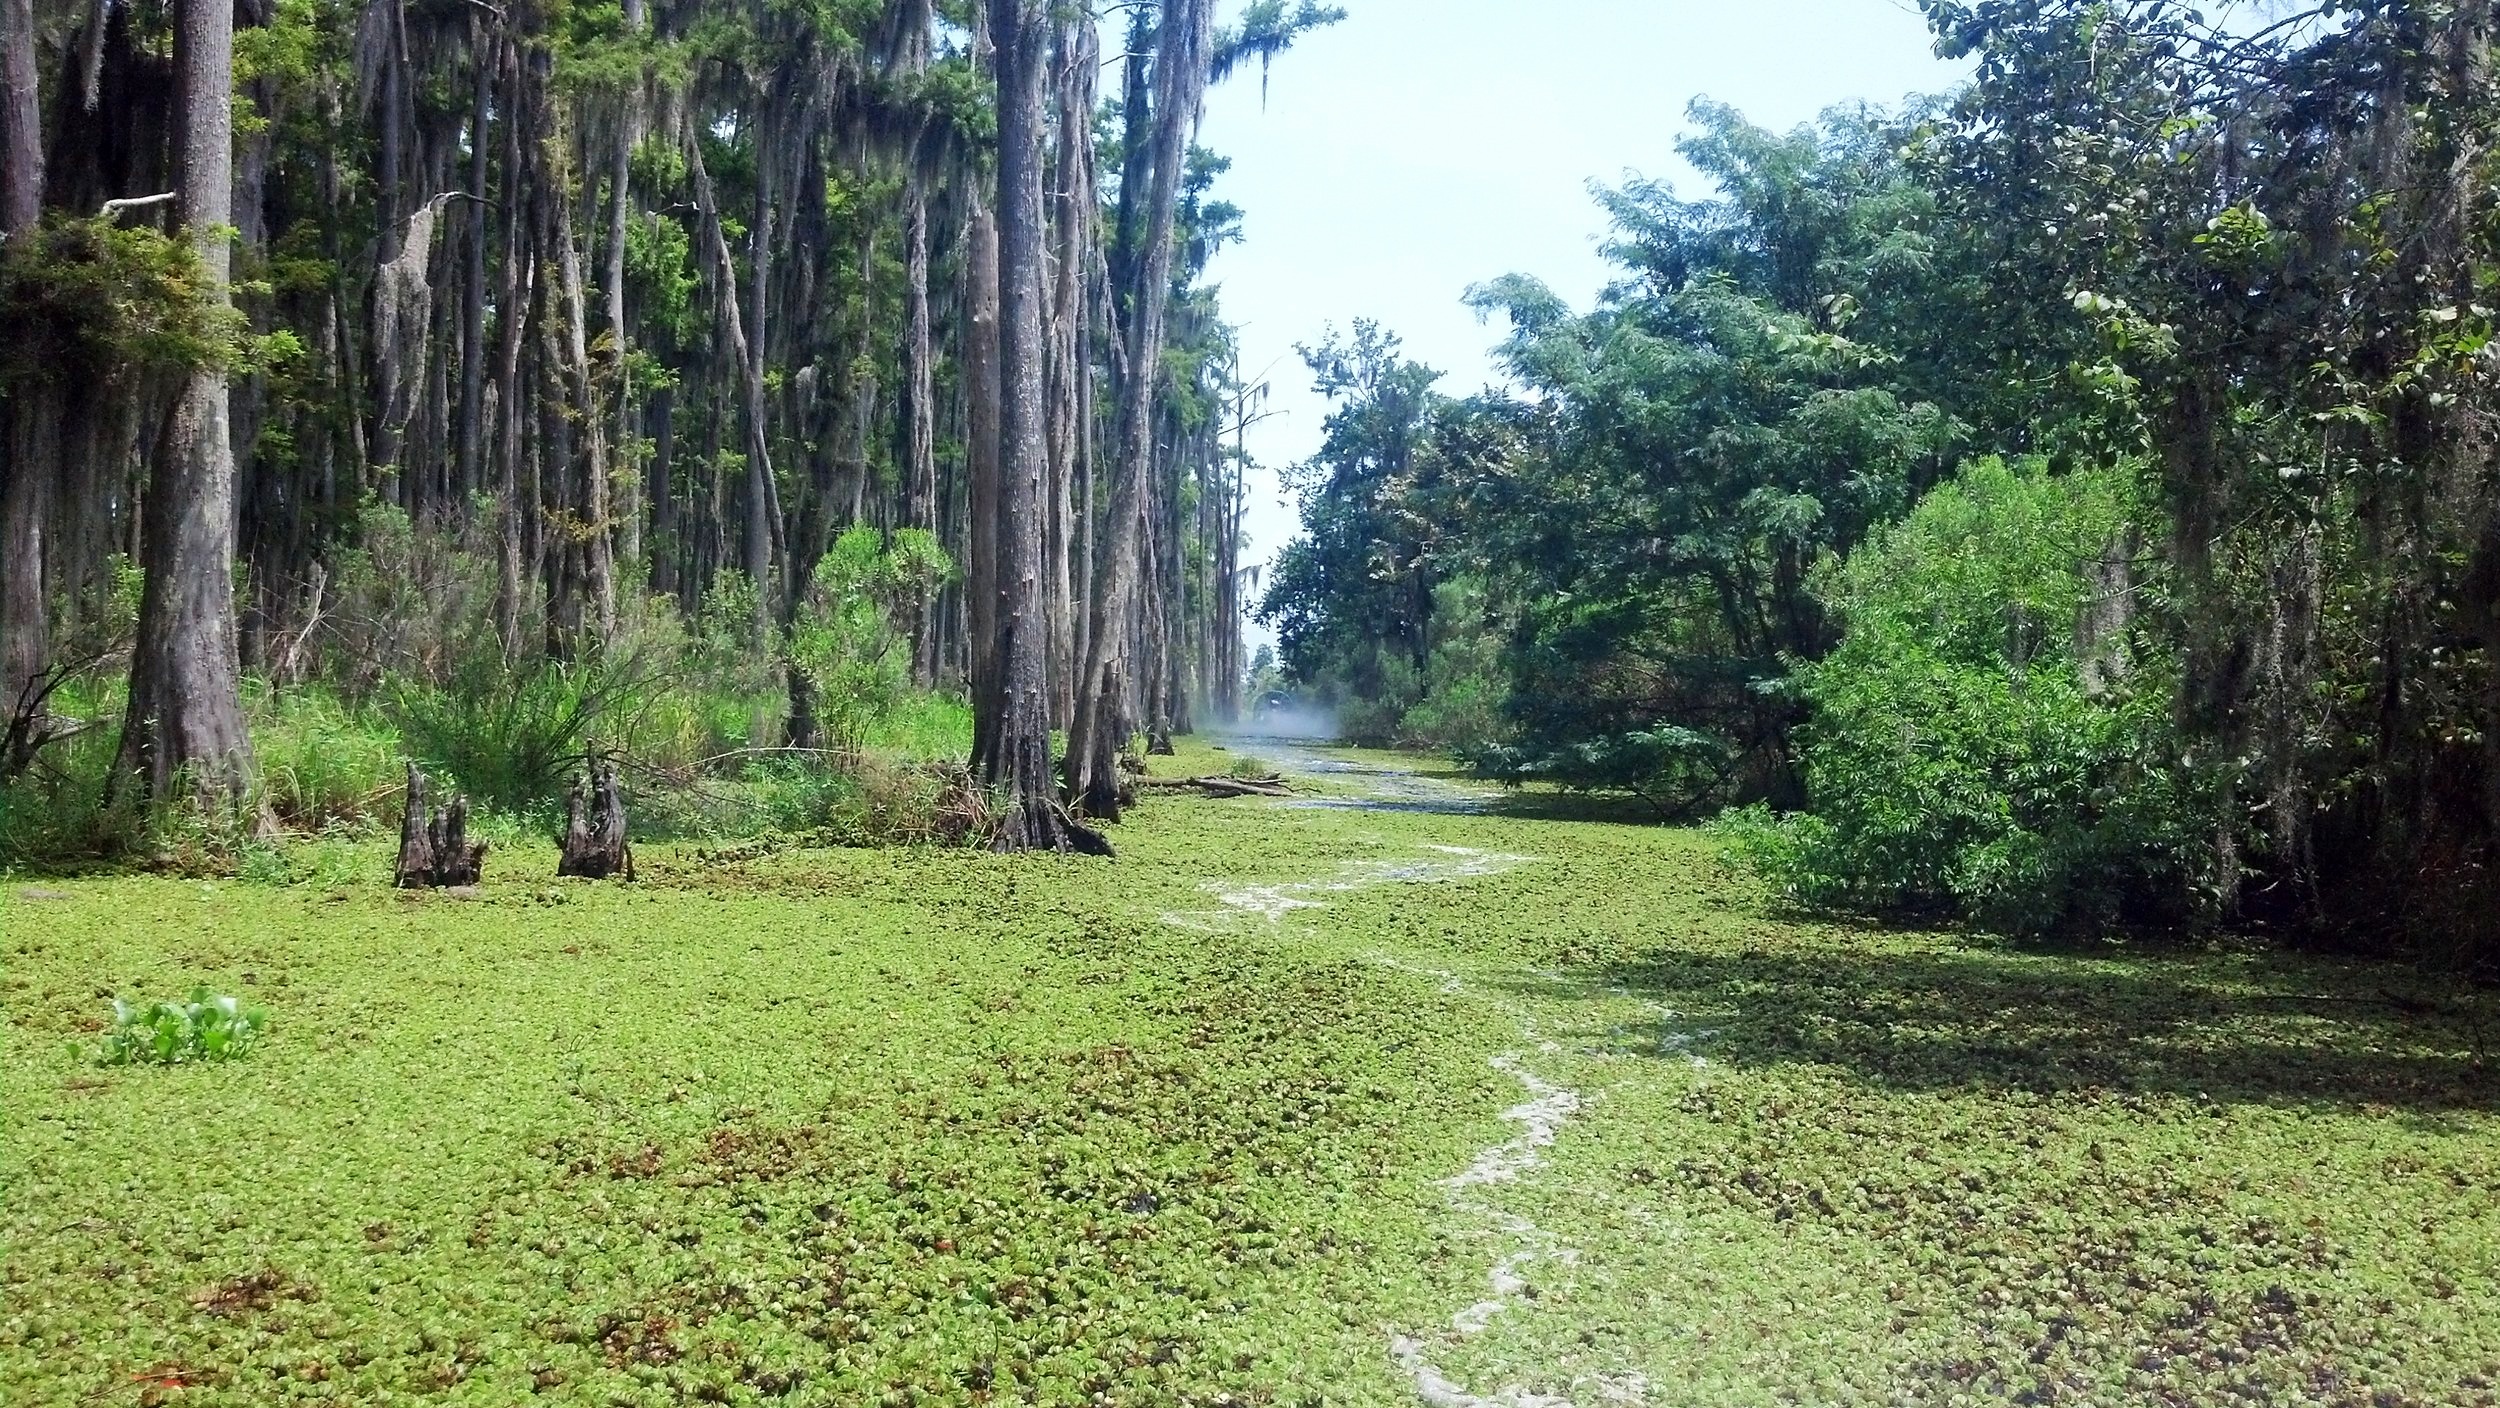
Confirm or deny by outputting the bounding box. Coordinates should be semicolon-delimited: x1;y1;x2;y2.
1477;724;1736;817
0;686;130;867
789;528;957;755
86;989;269;1066
1722;457;2194;933
634;752;987;848
1398;579;1514;756
306;505;508;700
1333;654;1422;748
0;215;251;387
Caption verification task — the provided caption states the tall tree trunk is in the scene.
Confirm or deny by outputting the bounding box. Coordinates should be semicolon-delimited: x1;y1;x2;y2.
493;40;535;656
685;130;784;630
903;179;940;685
370;4;412;508
606;0;644;578
744;119;776;636
1;397;55;718
965;187;1003;773
983;0;1096;853
455;20;491;508
649;382;676;599
1044;16;1096;727
118;0;254;803
555;165;616;640
0;0;36;238
1065;0;1214;819
0;0;47;710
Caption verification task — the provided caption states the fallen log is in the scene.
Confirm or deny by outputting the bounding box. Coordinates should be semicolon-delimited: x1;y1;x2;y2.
1140;775;1293;799
394;763;488;888
557;761;636;881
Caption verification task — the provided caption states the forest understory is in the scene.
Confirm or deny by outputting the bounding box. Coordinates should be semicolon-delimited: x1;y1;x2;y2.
6;740;2495;1407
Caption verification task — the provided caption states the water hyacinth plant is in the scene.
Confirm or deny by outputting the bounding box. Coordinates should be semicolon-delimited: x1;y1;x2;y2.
86;988;269;1066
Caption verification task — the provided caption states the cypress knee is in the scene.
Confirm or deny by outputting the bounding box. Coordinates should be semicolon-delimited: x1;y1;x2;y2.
395;763;489;888
556;761;635;880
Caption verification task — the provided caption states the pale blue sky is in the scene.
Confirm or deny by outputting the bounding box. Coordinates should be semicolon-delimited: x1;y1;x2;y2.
1194;0;1968;633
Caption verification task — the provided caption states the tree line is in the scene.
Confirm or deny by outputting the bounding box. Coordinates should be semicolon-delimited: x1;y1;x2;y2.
1262;0;2500;952
0;0;1335;852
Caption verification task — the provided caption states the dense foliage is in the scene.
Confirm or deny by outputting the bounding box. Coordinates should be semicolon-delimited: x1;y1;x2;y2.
1263;4;2500;952
1;0;1335;861
1720;457;2190;934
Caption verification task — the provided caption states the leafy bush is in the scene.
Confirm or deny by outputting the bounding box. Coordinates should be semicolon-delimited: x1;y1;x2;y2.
87;989;269;1066
0;677;132;866
0;215;253;387
1723;457;2194;933
638;753;990;848
296;505;509;700
1397;578;1514;756
1475;724;1736;818
789;528;956;755
1331;654;1421;748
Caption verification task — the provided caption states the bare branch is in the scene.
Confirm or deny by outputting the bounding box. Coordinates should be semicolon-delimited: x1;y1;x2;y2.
97;191;177;219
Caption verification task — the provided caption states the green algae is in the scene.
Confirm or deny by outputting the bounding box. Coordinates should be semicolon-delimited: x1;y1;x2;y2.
4;742;2495;1405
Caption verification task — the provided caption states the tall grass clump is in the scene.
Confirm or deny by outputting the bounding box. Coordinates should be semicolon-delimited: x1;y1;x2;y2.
0;684;129;867
246;684;403;831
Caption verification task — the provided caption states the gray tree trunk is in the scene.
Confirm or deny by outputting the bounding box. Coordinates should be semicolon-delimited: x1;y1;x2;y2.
607;0;644;575
1066;0;1214;819
118;0;256;802
455;20;490;506
984;0;1099;853
903;182;940;684
1044;17;1096;728
965;187;1003;773
1;0;49;709
0;0;35;238
685;132;783;636
555;179;616;639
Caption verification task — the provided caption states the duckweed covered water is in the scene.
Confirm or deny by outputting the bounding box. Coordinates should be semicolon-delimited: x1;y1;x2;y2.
5;741;2496;1405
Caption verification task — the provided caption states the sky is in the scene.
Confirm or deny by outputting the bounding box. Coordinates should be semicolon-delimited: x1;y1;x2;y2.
1193;0;1970;648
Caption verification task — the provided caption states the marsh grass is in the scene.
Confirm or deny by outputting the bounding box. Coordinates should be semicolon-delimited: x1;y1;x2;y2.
2;667;981;877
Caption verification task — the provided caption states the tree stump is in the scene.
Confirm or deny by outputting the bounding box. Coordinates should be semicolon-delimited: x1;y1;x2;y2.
556;761;635;881
394;763;488;888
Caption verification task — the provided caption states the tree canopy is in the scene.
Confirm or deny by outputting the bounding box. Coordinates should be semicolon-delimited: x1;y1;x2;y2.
1263;1;2500;950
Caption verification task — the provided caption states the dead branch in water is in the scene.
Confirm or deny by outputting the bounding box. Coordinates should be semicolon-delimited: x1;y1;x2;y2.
1139;774;1292;799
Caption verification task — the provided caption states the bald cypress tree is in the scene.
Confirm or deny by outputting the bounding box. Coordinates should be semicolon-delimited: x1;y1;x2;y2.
1067;0;1217;821
981;0;1099;853
117;0;255;804
0;0;46;717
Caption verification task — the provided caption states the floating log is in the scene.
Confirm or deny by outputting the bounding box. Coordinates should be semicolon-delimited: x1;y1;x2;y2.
1139;774;1293;799
394;763;488;888
556;761;636;881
